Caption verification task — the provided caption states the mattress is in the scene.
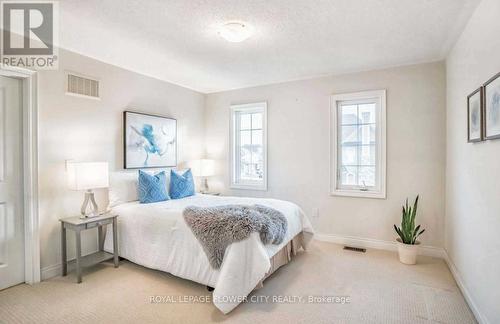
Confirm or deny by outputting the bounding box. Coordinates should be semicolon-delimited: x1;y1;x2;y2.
103;193;313;313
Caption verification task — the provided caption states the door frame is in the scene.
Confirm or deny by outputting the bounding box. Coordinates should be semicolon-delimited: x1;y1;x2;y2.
0;64;40;284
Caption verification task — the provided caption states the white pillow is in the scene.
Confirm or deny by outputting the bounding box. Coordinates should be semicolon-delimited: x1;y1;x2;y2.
108;170;175;207
108;171;139;207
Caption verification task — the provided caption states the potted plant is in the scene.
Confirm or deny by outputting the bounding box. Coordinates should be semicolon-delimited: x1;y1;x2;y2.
393;195;425;265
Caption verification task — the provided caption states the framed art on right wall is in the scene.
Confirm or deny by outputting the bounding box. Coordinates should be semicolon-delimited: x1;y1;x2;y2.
484;72;500;140
467;87;483;143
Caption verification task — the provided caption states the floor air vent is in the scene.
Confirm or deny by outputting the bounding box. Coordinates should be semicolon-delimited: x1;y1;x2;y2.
343;246;366;253
66;72;100;99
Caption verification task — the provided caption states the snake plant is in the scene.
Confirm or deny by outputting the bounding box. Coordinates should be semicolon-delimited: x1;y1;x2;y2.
394;195;425;245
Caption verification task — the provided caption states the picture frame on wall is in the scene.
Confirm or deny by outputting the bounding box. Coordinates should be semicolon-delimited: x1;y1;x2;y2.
123;111;177;169
483;72;500;140
467;87;483;143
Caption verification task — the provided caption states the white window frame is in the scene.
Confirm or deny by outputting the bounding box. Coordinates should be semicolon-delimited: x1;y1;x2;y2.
230;102;268;191
330;90;386;199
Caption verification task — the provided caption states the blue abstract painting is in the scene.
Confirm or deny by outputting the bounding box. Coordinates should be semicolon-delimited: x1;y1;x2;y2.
124;111;177;168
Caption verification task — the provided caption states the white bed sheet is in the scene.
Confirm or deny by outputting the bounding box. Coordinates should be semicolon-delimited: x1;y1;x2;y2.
103;194;313;314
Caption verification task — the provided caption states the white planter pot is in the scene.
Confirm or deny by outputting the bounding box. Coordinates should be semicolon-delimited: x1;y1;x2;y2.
396;238;420;265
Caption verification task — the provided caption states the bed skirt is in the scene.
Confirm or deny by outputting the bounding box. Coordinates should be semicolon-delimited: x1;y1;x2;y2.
254;231;306;289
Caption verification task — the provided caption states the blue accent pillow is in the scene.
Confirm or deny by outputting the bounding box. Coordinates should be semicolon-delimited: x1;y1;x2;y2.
169;169;195;199
138;170;170;204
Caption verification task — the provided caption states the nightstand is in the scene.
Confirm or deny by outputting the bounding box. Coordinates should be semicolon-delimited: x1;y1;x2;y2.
60;213;119;283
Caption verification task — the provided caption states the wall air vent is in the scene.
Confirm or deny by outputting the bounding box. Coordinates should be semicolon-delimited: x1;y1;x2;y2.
66;72;100;99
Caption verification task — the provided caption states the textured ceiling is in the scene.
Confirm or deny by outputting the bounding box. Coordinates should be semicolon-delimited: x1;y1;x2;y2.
59;0;480;93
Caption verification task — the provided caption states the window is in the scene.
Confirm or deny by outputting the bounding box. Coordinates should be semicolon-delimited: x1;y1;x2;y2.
331;90;386;198
230;102;267;190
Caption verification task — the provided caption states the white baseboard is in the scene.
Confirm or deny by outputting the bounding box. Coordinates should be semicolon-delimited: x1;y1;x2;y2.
41;263;62;280
314;233;446;258
443;251;489;324
41;249;100;280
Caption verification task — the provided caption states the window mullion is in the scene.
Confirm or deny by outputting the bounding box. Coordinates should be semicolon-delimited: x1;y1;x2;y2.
250;128;254;180
337;104;342;184
375;104;379;190
356;104;360;188
236;113;242;183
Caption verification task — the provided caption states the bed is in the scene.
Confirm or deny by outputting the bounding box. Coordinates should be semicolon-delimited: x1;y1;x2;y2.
103;193;313;314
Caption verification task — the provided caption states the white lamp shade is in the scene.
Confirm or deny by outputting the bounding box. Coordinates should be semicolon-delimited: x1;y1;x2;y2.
191;159;215;177
67;162;109;191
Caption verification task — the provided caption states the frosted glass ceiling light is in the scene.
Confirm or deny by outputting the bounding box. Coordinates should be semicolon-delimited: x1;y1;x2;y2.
218;22;253;42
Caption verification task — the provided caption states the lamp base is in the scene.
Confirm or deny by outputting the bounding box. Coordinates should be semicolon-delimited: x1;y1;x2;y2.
199;178;209;194
81;190;99;218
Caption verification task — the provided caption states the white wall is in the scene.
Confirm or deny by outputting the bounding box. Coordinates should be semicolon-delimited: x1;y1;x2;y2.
205;62;446;248
446;0;500;322
38;49;205;274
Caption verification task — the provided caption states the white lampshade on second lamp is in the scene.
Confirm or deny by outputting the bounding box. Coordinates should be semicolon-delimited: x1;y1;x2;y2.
67;161;109;218
191;159;215;193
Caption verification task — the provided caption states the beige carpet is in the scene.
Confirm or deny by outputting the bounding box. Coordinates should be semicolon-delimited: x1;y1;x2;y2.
0;241;476;324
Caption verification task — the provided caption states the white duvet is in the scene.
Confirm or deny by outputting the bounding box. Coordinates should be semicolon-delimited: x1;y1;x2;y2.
103;194;313;314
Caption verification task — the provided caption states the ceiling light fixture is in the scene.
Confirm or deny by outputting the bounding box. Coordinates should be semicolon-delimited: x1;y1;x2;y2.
218;22;253;43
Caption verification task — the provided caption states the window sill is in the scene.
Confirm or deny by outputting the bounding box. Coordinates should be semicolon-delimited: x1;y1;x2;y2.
230;183;268;191
331;189;386;199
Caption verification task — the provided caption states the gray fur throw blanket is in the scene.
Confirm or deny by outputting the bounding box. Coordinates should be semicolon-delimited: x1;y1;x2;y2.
183;205;288;269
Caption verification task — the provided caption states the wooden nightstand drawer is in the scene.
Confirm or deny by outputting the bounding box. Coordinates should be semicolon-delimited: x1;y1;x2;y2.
86;218;112;229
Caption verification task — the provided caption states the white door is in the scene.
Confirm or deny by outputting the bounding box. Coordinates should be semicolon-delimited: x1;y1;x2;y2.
0;75;24;290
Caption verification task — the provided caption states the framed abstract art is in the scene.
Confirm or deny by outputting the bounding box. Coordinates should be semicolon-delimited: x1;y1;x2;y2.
484;72;500;140
124;111;177;169
467;87;483;143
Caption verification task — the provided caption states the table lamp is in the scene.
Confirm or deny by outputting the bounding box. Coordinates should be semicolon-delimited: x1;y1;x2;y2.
67;161;109;218
191;159;215;193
